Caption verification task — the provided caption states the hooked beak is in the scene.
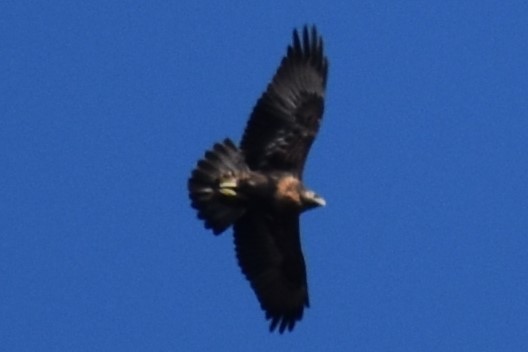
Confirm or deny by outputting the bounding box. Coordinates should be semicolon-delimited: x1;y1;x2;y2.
303;190;326;209
311;194;326;207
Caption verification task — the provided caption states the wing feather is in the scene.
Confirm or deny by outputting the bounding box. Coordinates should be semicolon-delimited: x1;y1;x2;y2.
233;210;309;333
240;25;328;177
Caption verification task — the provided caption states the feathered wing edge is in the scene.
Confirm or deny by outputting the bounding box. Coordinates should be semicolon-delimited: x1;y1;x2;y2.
234;211;309;333
240;25;329;175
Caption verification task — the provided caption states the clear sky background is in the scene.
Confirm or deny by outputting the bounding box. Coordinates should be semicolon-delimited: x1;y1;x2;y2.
2;1;528;351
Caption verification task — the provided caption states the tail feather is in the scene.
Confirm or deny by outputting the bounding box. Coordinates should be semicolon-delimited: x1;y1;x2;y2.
188;139;248;235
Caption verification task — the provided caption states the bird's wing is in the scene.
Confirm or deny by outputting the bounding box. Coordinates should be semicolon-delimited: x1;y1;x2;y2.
240;26;328;178
233;210;309;333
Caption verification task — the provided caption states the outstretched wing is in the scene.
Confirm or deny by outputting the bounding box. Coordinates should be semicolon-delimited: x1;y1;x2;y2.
240;26;328;177
233;210;309;333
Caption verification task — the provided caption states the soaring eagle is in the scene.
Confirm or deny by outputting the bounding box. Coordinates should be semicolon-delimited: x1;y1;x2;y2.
188;26;328;333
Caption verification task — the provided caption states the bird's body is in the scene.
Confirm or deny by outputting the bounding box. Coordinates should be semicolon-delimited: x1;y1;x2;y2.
188;26;328;333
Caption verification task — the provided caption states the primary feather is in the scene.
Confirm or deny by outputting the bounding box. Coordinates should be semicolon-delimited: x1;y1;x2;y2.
241;26;328;177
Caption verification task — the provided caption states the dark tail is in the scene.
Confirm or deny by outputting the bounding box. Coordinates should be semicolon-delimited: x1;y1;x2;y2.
188;139;249;235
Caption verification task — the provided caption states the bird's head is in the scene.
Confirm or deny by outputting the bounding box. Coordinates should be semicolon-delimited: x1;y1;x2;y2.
273;175;326;212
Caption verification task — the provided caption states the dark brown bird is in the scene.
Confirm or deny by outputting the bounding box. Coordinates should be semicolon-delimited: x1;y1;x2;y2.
188;25;328;333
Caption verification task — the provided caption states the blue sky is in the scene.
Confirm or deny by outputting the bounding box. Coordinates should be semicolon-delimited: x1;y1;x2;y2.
2;1;528;351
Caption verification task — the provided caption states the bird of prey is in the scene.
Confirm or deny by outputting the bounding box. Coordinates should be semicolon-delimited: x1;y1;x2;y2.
188;25;328;333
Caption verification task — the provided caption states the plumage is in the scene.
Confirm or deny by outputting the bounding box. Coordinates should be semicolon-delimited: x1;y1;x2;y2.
241;25;328;177
188;25;329;333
